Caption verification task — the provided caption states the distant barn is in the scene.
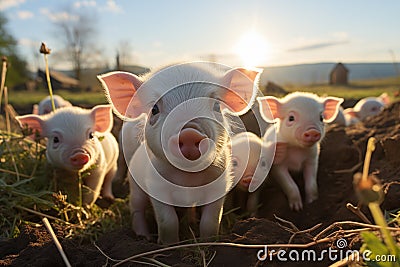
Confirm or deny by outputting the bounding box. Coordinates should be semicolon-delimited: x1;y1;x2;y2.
38;69;80;91
329;63;349;85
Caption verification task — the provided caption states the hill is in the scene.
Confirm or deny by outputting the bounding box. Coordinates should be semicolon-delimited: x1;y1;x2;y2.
39;62;399;91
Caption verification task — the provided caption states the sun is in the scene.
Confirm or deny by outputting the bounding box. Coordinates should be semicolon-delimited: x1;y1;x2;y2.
234;31;270;68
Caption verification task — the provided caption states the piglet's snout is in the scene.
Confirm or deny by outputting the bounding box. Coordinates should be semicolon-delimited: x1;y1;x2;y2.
302;129;321;144
169;128;209;161
70;151;90;167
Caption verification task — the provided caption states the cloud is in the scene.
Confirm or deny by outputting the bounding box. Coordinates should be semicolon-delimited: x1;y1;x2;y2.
17;10;34;19
287;40;349;52
0;0;25;11
40;8;78;22
74;1;96;8
101;0;123;13
287;32;350;52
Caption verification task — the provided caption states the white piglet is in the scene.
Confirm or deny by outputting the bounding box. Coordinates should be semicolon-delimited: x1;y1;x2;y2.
33;95;73;115
231;132;273;216
98;62;261;244
344;93;390;125
258;92;343;211
114;120;143;183
16;105;119;206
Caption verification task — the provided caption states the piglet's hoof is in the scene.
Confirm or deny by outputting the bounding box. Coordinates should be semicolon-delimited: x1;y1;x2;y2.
96;196;115;208
288;195;303;212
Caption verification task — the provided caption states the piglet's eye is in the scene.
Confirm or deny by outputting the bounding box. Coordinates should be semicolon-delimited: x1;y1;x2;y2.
288;115;295;122
261;161;266;167
213;102;220;112
320;114;324;122
53;136;59;143
232;159;238;167
89;132;95;140
152;104;160;115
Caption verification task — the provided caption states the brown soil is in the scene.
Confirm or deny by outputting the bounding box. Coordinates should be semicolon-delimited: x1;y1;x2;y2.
1;102;400;267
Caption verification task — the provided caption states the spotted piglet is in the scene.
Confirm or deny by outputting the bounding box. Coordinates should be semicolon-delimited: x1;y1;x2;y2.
16;105;119;206
258;92;343;211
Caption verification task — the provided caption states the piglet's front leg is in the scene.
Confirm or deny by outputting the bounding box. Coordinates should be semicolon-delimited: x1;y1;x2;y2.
200;197;224;239
151;198;179;244
129;175;150;240
246;191;260;217
303;159;319;204
101;164;117;201
82;168;105;206
271;166;302;211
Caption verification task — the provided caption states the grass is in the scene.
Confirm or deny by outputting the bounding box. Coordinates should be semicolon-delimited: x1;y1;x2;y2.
8;90;108;110
5;76;400;112
0;129;130;242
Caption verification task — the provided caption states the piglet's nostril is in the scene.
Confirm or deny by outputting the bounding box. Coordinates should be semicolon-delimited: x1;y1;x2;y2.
70;152;90;166
303;129;321;143
178;128;206;160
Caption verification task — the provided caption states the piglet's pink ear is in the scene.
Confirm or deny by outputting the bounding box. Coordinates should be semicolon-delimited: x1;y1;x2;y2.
91;105;113;133
16;115;45;136
220;68;262;115
379;92;390;105
97;71;144;120
323;97;344;123
257;96;281;123
32;104;39;115
344;108;358;118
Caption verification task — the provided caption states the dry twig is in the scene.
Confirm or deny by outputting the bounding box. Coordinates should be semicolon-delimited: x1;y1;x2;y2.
42;217;72;267
108;219;400;267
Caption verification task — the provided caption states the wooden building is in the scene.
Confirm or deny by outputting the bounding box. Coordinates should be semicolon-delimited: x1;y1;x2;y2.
329;63;349;85
38;69;80;91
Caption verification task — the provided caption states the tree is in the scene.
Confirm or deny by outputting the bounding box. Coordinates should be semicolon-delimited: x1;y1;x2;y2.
116;40;135;68
0;13;28;87
52;9;101;81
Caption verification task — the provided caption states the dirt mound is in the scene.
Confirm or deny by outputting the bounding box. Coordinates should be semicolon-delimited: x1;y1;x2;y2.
1;102;400;266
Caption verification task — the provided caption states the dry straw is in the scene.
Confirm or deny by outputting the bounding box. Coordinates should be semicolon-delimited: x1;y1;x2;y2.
40;42;56;112
42;217;72;267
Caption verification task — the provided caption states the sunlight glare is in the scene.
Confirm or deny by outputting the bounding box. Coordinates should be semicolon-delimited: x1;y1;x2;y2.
234;31;270;68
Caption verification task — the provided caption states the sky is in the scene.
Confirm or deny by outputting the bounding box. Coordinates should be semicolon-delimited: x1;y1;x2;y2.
1;0;400;71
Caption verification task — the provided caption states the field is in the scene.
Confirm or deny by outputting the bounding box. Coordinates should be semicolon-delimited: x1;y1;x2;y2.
284;76;400;100
6;76;400;111
1;77;400;266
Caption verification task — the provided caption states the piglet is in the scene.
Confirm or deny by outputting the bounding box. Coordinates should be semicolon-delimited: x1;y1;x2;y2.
98;62;261;244
258;92;343;211
345;93;390;125
16;105;118;206
114;120;143;183
33;95;73;115
230;131;274;216
329;106;346;126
